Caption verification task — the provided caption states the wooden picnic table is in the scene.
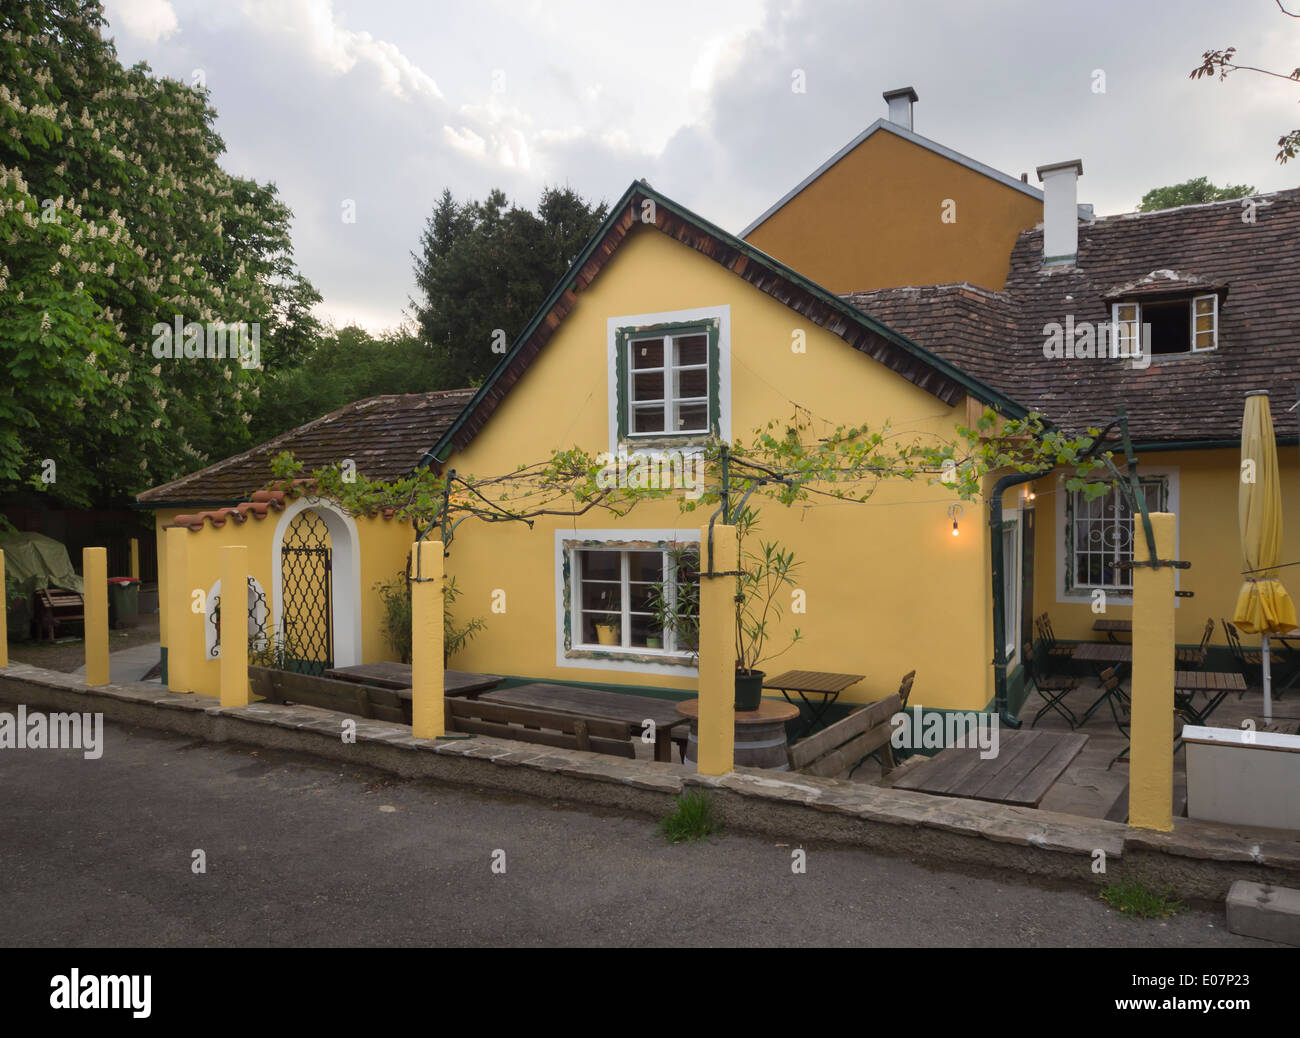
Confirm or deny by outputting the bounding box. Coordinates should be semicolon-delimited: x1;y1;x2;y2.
1092;618;1131;642
323;662;503;698
763;669;864;733
480;682;690;763
1072;641;1131;666
891;729;1087;808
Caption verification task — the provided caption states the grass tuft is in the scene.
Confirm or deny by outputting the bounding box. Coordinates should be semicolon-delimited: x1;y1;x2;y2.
658;790;720;843
1099;879;1185;919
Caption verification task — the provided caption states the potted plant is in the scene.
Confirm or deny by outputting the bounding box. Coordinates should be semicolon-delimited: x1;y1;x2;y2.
732;509;802;711
647;544;701;657
595;615;620;645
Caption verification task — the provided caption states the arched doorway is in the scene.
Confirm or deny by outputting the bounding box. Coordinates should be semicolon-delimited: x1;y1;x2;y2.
272;498;362;670
279;509;333;674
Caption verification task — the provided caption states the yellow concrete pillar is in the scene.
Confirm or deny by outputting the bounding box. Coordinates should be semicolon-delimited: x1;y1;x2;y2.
411;540;445;739
129;537;140;580
697;523;737;775
0;550;8;670
83;547;109;686
165;527;192;693
1128;511;1176;831
220;546;250;707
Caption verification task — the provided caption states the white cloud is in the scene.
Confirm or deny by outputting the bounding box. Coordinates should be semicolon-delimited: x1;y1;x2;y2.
239;0;442;101
105;0;180;43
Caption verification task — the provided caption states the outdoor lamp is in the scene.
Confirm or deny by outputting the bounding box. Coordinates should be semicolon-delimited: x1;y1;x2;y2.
948;502;963;536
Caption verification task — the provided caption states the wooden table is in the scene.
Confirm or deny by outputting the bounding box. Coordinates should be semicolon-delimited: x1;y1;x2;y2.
1072;641;1131;667
481;683;690;763
324;663;503;698
1173;669;1246;726
763;669;864;734
675;698;800;770
891;729;1087;807
1092;618;1131;642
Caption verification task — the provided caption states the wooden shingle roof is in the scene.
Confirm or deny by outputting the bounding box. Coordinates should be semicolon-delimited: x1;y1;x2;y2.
137;389;474;507
846;189;1300;446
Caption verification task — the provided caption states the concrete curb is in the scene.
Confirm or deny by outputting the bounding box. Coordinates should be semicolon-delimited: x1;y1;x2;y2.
3;662;1297;901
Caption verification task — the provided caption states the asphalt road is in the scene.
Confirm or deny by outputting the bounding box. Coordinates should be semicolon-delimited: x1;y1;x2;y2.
0;717;1272;948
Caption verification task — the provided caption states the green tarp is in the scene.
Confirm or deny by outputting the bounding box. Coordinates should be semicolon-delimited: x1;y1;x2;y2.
0;531;83;595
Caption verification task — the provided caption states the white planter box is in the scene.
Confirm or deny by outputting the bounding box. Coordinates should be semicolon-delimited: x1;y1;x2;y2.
1184;725;1300;830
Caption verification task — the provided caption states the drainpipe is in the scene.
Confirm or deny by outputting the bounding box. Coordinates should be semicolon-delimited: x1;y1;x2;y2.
990;466;1053;728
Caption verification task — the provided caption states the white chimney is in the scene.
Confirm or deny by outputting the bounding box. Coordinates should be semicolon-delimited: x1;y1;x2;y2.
1036;159;1083;265
882;87;918;132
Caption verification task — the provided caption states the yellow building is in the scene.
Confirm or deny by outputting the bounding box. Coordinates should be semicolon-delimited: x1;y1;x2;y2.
741;88;1070;294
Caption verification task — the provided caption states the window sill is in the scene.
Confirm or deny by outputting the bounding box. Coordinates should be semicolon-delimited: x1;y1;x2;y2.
619;435;712;452
565;646;697;668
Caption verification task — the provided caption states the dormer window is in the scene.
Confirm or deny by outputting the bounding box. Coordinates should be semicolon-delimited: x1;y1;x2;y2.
1110;293;1218;357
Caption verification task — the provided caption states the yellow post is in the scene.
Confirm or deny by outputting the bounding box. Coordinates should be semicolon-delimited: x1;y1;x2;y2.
0;550;8;670
411;540;445;739
83;547;109;686
1128;511;1176;831
165;527;192;693
129;537;140;580
219;545;250;707
697;523;736;775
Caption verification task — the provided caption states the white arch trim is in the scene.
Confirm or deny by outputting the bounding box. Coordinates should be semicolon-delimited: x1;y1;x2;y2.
203;576;270;659
271;497;363;668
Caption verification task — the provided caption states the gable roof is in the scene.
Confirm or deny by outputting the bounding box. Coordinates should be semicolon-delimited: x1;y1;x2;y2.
137;389;474;508
425;180;1030;466
740;119;1090;239
845;189;1300;447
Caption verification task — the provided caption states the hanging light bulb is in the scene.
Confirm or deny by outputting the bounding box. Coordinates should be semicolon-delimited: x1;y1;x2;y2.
948;502;963;536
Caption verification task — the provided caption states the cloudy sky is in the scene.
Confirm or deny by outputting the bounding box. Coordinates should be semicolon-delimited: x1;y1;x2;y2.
103;0;1300;333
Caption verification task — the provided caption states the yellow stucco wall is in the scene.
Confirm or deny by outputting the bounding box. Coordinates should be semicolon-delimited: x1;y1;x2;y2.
745;129;1045;294
444;225;996;711
151;502;413;695
1032;448;1300;648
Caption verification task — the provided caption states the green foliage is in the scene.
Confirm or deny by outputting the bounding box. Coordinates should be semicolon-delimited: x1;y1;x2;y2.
373;568;486;665
411;185;608;388
658;790;720;843
647;544;700;656
1136;177;1257;212
1099;880;1185;919
0;1;318;508
250;324;439;443
732;509;801;674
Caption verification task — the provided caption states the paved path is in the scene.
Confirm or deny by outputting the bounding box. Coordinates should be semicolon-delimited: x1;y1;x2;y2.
0;717;1272;947
71;641;161;683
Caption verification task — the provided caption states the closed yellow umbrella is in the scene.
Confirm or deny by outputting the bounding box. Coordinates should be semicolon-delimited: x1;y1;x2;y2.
1232;390;1296;721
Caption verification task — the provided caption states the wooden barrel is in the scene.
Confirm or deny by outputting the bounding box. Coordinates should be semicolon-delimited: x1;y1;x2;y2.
683;716;793;770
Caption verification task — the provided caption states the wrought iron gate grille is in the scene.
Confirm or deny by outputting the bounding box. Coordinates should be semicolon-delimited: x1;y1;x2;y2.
280;510;333;675
209;577;268;657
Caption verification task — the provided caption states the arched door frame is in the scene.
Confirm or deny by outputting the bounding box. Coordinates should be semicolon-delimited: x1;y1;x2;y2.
271;497;363;668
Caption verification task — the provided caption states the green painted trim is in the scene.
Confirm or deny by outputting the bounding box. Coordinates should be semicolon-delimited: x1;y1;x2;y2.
423;180;1032;466
160;645;168;684
614;319;720;443
1133;437;1299;452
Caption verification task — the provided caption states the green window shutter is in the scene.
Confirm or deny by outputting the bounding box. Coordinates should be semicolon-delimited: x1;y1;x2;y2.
615;330;629;442
706;321;721;436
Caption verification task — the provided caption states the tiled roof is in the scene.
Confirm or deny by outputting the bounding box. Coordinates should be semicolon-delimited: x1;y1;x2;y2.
138;389;474;507
844;189;1300;445
164;485;398;532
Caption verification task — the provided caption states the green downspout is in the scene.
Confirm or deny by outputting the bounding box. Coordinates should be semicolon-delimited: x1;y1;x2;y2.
990;465;1053;728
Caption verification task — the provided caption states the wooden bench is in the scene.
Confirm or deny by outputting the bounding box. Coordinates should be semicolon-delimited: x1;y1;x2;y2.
788;692;903;778
446;697;636;758
36;588;84;642
248;666;408;724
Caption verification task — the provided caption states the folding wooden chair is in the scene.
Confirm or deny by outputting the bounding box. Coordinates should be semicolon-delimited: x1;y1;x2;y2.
1222;618;1290;698
1023;641;1080;729
1035;613;1075;675
1175;617;1215;670
896;670;916;710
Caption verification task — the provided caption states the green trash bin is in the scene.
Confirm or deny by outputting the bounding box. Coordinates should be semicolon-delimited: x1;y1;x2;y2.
107;577;140;629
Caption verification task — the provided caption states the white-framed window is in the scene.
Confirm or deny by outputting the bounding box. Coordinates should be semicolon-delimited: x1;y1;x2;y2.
555;530;700;674
1110;295;1218;357
1001;518;1020;664
606;306;730;454
1065;476;1170;594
